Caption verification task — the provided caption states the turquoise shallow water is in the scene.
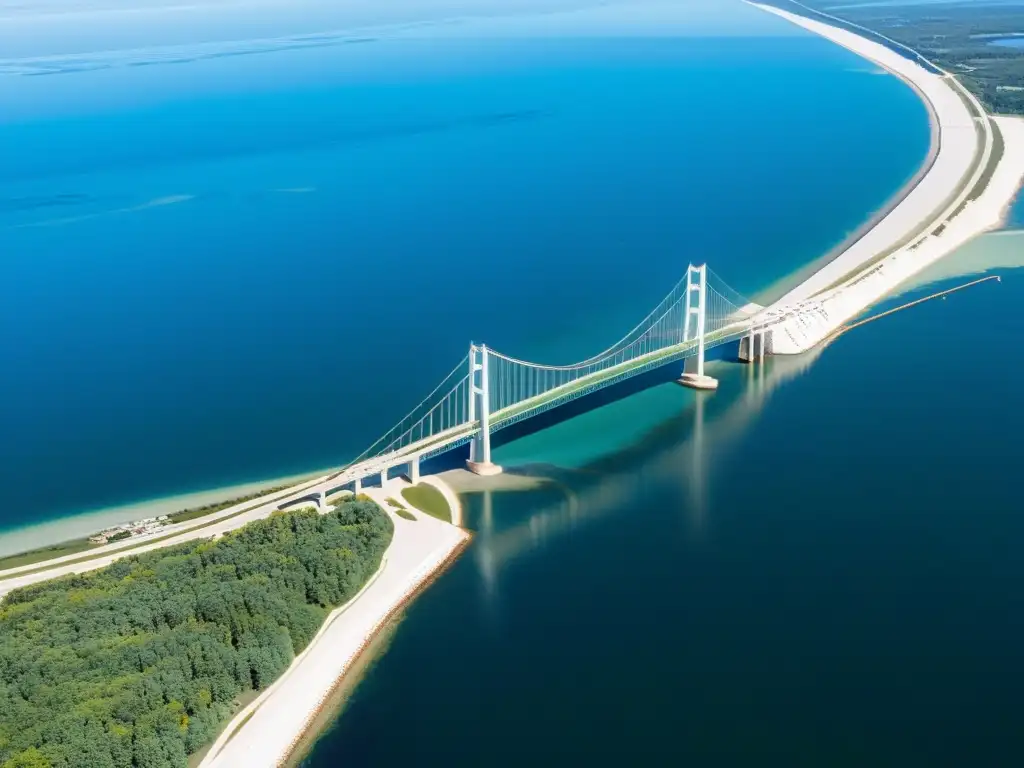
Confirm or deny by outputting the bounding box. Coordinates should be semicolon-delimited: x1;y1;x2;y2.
307;269;1024;766
8;0;1024;764
0;1;928;530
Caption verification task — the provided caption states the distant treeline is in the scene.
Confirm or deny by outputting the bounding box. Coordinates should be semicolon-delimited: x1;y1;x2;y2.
0;501;393;768
789;0;1024;114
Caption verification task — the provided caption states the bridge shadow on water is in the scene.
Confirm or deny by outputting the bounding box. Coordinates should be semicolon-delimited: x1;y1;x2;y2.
414;340;746;480
450;341;827;599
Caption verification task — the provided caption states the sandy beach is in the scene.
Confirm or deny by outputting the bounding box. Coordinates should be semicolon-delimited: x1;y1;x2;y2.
0;467;471;767
201;488;470;768
0;467;334;559
749;2;1024;352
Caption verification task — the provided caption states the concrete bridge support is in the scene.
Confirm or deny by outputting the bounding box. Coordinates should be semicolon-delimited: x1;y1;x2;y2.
467;343;502;476
409;455;420;484
353;477;362;496
740;327;770;364
679;264;719;391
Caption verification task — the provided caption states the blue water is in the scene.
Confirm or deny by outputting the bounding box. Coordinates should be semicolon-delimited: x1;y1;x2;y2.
306;269;1024;767
11;1;1024;764
0;3;928;529
989;37;1024;49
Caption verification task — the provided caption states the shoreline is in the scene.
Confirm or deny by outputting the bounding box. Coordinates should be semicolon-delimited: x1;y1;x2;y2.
0;5;972;562
748;2;1024;352
755;43;942;305
0;466;336;559
201;497;471;768
280;535;471;766
754;1;983;306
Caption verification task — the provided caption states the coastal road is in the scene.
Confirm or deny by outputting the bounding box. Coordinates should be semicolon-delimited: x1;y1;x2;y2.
747;2;1024;354
0;480;338;598
2;2;1015;599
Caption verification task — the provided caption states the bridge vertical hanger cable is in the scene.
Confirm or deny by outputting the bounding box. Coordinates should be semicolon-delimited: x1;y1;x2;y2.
352;355;470;464
343;264;756;478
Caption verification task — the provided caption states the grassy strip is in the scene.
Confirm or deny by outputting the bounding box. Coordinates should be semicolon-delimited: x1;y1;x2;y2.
0;540;100;572
0;485;298;574
967;118;1005;203
167;485;290;524
0;492;303;582
816;124;992;297
400;485;452;523
393;509;417;521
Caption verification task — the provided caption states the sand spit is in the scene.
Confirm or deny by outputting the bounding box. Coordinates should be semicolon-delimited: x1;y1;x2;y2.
748;3;1024;352
202;505;469;768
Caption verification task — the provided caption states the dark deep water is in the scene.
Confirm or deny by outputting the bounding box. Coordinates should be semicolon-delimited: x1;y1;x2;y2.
305;270;1024;766
5;0;1024;762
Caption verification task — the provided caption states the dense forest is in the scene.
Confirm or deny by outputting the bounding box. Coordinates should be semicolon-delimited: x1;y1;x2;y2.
0;500;393;768
784;0;1024;114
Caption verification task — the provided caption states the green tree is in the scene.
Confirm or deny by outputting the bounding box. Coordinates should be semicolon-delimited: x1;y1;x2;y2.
0;501;392;768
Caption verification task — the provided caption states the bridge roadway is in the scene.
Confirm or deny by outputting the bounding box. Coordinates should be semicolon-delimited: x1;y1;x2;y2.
317;318;753;490
4;4;1014;594
0;318;752;595
471;347;826;592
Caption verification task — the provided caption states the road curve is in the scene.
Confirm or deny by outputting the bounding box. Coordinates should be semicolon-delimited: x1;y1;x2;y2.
747;2;1024;354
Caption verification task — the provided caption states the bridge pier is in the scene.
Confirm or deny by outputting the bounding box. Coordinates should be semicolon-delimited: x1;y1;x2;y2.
379;469;388;488
409;455;420;484
467;343;503;476
679;264;719;391
740;326;770;363
353;477;362;496
316;490;327;514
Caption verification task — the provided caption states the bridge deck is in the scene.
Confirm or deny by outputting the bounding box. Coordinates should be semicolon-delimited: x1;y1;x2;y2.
323;320;751;490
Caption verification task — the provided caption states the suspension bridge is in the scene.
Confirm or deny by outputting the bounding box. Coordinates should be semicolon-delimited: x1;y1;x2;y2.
288;263;762;504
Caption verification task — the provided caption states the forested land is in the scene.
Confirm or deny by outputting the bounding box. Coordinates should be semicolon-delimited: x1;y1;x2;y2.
772;1;1024;114
0;500;393;768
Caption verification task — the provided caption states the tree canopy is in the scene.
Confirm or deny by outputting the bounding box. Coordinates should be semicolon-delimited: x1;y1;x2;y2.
0;500;392;768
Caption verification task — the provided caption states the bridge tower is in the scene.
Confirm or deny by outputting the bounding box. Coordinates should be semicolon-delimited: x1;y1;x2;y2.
467;343;503;476
679;264;719;391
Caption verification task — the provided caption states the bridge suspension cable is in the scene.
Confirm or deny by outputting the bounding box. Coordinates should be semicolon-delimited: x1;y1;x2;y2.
351;356;470;464
346;263;756;473
483;271;753;426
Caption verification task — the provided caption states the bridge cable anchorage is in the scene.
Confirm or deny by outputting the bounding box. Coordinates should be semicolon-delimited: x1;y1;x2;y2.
337;264;756;485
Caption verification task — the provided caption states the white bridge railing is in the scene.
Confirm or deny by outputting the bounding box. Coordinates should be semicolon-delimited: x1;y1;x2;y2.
340;264;755;485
